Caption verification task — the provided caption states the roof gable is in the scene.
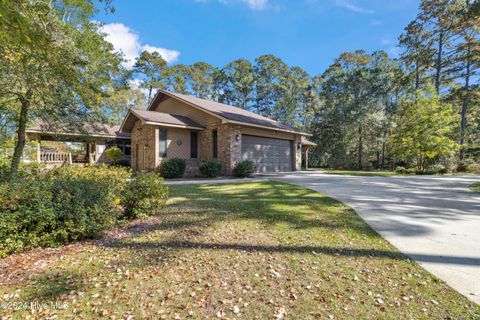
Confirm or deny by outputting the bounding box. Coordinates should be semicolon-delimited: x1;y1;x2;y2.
120;109;205;132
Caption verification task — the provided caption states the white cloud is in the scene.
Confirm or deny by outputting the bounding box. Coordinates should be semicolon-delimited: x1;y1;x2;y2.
99;23;180;69
242;0;268;10
335;0;374;14
198;0;269;10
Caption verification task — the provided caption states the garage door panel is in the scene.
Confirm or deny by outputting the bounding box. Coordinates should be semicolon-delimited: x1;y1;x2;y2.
241;135;292;173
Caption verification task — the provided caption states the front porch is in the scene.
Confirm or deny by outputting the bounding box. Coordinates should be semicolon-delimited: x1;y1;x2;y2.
26;123;131;167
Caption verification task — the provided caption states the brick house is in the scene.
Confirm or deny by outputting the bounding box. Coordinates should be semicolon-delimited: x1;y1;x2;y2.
120;90;315;176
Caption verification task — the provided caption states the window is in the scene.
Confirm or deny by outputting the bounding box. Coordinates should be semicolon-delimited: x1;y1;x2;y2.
212;129;218;158
159;128;167;158
190;132;198;159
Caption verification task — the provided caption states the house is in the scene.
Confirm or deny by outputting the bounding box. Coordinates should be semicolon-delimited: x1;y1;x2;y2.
120;89;314;175
27;89;315;175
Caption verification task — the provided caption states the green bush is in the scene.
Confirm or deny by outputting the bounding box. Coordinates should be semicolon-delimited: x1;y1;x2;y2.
429;164;448;175
199;159;222;178
395;166;407;174
233;160;256;177
466;163;480;174
122;172;169;219
105;146;123;164
0;165;131;257
158;158;186;179
0;161;45;183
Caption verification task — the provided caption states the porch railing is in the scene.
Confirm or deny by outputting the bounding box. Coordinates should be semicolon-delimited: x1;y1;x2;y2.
39;152;72;164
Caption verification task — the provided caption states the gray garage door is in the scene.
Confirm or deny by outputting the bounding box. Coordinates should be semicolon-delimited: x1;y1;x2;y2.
241;135;293;173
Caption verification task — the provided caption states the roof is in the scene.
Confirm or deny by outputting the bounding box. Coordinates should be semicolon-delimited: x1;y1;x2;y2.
26;121;130;139
120;109;205;132
302;139;317;146
148;89;311;136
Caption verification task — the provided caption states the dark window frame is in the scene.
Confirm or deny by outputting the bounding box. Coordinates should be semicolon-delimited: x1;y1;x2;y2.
159;128;167;158
190;131;198;159
212;129;218;158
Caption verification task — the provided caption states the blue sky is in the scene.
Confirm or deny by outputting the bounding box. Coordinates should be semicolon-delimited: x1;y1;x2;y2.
95;0;420;75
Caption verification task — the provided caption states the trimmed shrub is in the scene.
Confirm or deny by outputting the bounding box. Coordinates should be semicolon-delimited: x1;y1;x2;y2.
158;158;186;179
233;160;256;177
199;159;222;178
105;146;123;164
466;163;480;174
122;172;169;219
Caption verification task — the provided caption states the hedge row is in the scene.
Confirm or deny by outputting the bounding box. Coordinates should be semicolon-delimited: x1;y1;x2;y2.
0;164;168;257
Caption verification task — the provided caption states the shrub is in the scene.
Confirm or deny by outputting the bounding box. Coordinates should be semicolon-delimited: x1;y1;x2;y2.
466;163;480;174
199;159;222;178
429;164;448;175
0;165;131;257
159;158;186;179
233;160;256;177
122;172;169;219
0;161;45;183
395;166;407;174
114;158;131;167
105;146;123;164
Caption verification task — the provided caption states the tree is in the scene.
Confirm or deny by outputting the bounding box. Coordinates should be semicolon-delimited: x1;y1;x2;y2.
221;59;254;109
389;88;458;169
186;62;218;98
0;0;125;174
398;20;434;91
132;50;168;101
254;54;289;116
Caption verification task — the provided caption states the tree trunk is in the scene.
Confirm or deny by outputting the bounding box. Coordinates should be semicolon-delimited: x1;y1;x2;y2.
459;43;471;161
10;91;32;175
381;127;387;168
435;31;444;94
358;125;363;170
415;59;420;90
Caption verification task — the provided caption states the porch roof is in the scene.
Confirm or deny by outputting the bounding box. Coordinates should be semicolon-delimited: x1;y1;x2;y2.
120;109;205;132
302;139;317;146
26;121;130;140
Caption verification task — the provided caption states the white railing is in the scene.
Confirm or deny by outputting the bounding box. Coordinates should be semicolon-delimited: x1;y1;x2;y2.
40;152;72;164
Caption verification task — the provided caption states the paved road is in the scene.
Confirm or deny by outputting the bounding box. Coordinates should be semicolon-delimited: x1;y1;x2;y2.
275;172;480;304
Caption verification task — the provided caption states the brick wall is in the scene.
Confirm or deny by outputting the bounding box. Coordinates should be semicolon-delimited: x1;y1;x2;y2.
131;120;157;171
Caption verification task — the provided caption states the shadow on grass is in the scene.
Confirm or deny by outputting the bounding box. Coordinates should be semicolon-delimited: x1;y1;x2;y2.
21;270;84;302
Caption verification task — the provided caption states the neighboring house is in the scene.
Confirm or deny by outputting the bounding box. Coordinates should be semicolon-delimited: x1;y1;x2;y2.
120;90;314;175
27;89;315;175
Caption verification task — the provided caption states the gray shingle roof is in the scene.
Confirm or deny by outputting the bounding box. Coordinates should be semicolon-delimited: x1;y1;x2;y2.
131;109;204;129
149;90;309;134
26;121;130;139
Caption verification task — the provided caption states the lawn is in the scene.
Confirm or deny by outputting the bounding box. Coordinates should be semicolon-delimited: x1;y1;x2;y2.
0;181;478;319
471;182;480;192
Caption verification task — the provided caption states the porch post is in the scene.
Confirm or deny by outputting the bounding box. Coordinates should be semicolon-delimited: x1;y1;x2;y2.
36;140;41;163
305;147;309;170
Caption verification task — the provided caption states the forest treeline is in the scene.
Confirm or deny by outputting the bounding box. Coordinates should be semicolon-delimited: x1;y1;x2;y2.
1;0;478;173
130;1;479;170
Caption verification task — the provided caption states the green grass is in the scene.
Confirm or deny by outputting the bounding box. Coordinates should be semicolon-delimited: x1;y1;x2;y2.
320;169;399;176
471;182;480;192
1;181;478;319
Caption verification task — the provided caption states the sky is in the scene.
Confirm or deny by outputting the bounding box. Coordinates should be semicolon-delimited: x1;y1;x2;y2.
95;0;420;75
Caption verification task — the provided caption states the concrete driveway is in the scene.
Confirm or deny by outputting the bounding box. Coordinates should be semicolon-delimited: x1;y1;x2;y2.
275;172;480;304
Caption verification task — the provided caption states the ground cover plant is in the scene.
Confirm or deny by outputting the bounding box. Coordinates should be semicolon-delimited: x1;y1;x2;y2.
0;181;477;319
